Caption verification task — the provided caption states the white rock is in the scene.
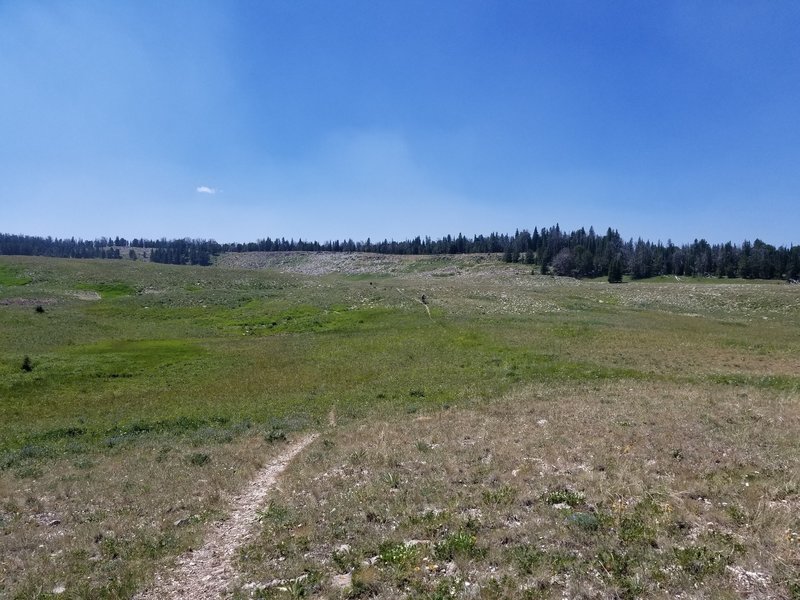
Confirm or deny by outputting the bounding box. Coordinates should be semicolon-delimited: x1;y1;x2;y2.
331;573;352;589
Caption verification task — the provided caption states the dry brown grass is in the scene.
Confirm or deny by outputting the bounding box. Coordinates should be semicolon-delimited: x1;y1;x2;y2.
0;431;292;598
234;381;799;599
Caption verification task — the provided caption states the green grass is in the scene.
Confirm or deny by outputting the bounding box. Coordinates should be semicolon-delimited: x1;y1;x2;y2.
1;253;797;455
1;253;798;598
75;281;136;298
638;274;786;285
0;264;32;286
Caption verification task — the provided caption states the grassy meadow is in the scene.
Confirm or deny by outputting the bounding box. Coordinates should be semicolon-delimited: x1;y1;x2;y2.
0;254;798;599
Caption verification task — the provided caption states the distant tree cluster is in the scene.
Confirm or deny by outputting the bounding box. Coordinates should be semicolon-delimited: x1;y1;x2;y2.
2;228;799;281
497;226;800;281
147;243;211;266
0;234;122;259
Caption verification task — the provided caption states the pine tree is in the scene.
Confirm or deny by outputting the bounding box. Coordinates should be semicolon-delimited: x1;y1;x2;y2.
524;248;535;264
539;247;552;274
608;256;623;283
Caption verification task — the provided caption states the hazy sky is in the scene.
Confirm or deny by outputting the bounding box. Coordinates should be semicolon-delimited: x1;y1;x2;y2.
2;1;799;245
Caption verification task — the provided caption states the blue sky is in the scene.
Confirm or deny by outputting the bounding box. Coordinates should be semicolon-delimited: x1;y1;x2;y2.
2;1;799;245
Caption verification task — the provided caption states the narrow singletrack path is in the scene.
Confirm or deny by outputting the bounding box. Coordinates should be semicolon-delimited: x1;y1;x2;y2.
395;287;432;320
137;434;318;599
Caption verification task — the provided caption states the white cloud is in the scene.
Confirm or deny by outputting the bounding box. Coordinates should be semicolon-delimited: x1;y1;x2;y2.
196;185;216;194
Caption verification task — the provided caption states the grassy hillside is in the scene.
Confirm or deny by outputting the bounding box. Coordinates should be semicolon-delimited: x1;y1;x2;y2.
0;255;798;598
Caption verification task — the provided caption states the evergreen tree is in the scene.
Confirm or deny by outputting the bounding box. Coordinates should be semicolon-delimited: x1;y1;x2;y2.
608;256;623;283
539;247;552;274
524;248;535;265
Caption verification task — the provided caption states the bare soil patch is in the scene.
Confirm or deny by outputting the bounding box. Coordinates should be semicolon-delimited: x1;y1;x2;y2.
214;251;497;277
67;290;102;301
215;251;406;275
0;297;58;306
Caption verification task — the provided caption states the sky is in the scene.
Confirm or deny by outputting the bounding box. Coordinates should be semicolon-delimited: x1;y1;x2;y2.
1;1;799;246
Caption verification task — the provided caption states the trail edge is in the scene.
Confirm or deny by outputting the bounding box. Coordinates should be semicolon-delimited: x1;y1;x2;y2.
136;433;318;599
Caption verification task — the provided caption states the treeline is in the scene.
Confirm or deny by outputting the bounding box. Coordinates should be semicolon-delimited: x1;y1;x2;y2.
147;240;212;266
2;228;799;280
0;234;208;265
0;234;123;259
80;227;800;280
496;226;800;281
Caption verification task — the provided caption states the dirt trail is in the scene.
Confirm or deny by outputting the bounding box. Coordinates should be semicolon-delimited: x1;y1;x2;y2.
136;434;318;599
395;288;433;320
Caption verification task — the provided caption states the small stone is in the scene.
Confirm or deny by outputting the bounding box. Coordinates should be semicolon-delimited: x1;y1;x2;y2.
52;585;66;594
174;518;191;527
336;543;351;553
331;573;352;589
48;519;61;527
